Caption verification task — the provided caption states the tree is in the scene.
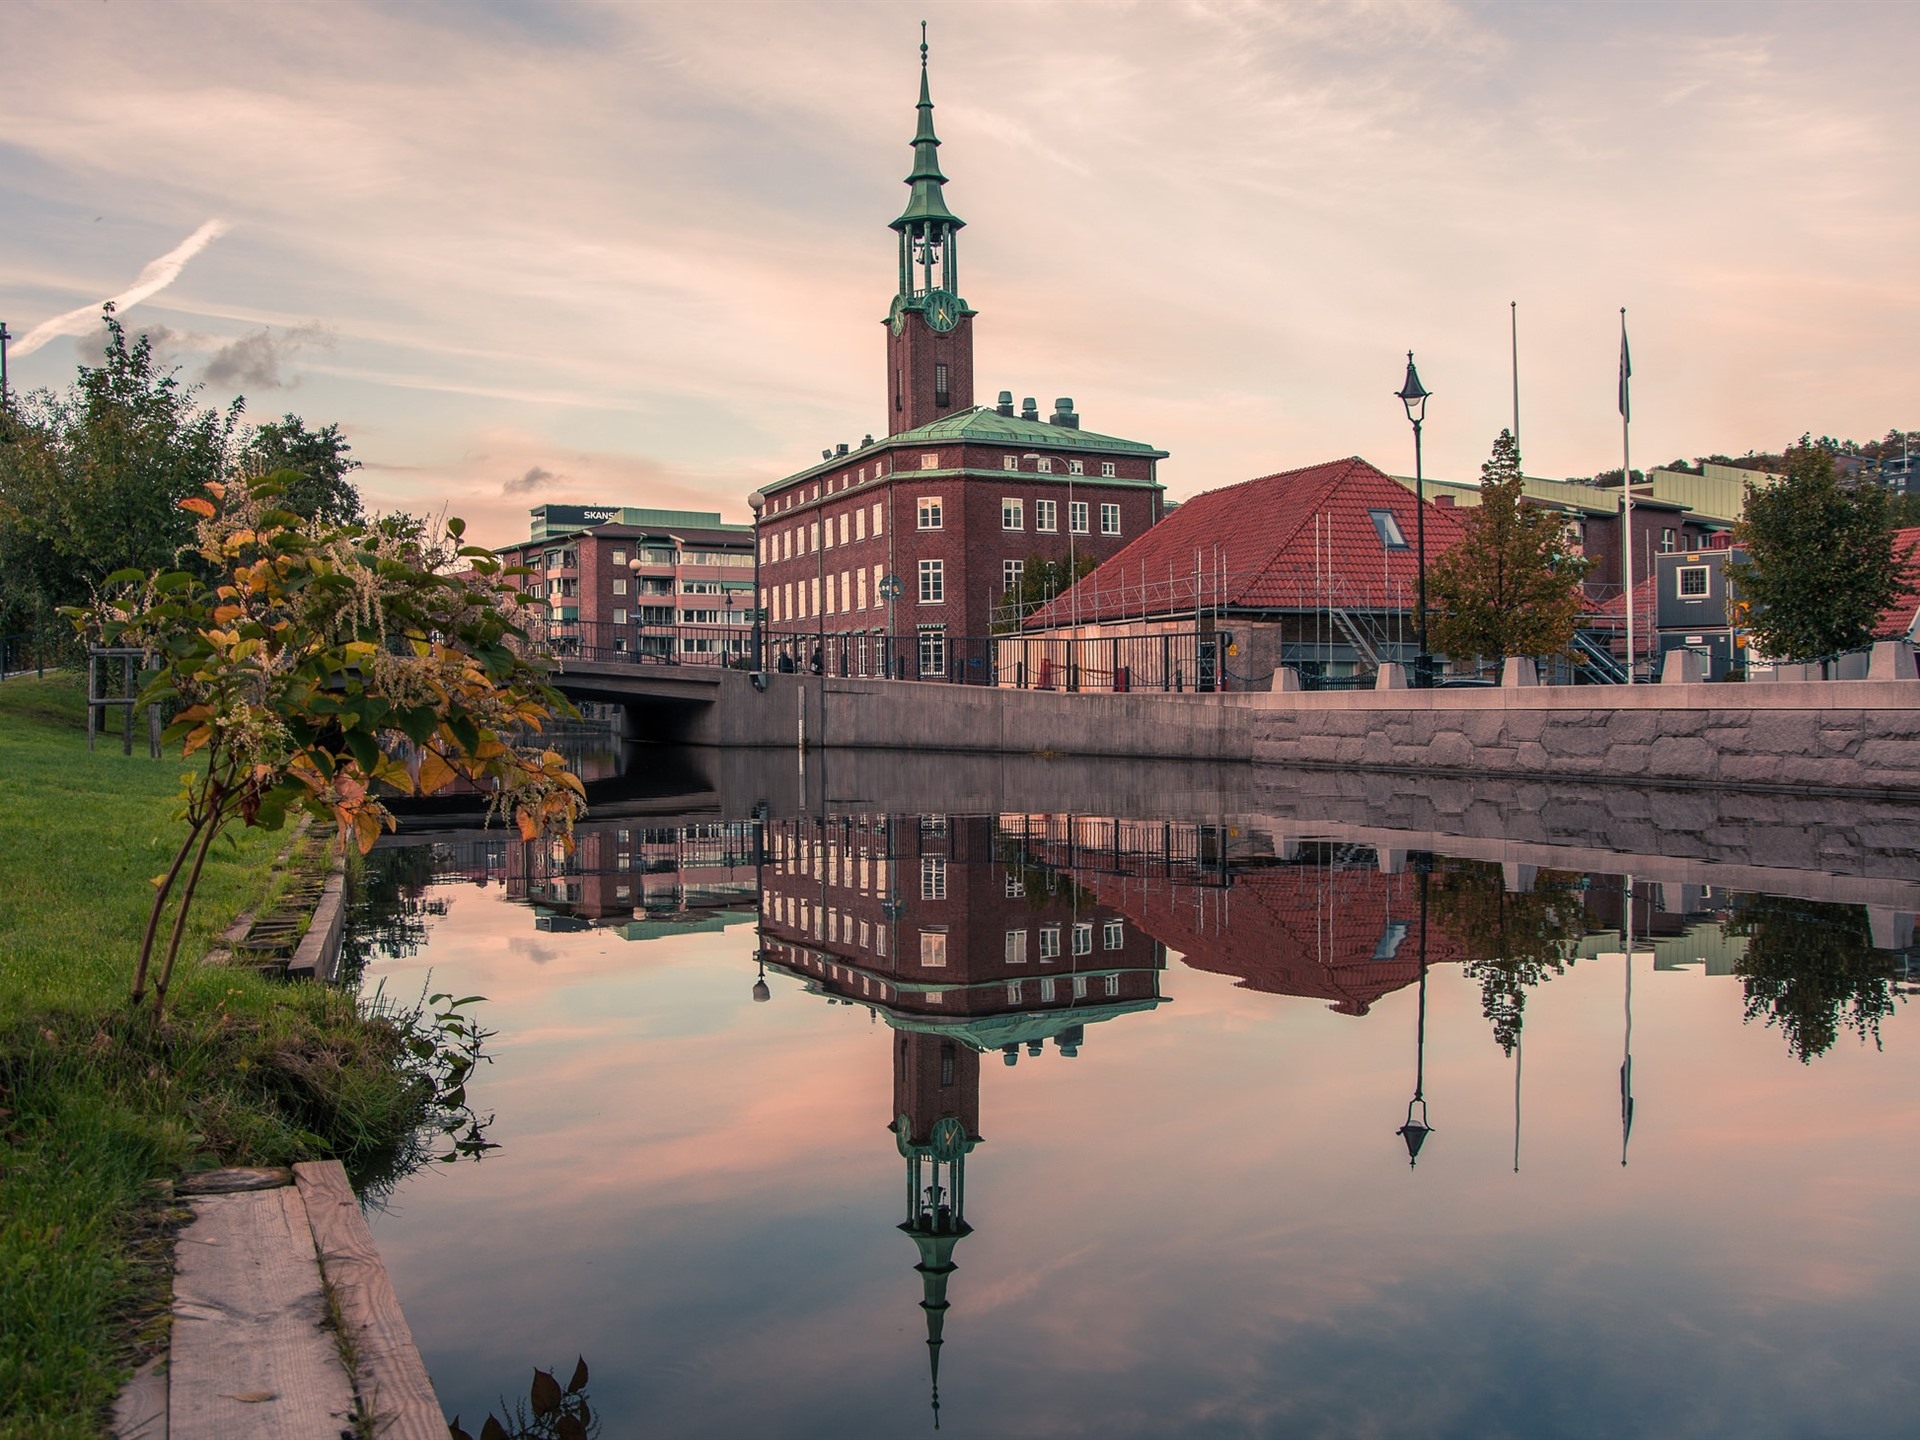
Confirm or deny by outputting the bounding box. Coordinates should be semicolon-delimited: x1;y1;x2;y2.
72;474;586;1020
1427;430;1592;668
1733;436;1909;662
242;413;362;525
0;306;236;643
995;551;1099;631
1429;860;1587;1055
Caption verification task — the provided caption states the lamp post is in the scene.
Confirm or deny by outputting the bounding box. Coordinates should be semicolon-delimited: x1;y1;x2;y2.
1395;354;1433;686
748;489;767;675
1395;855;1435;1167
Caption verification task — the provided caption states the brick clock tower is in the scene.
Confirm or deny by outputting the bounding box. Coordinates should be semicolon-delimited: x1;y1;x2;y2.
750;31;1167;681
887;29;974;434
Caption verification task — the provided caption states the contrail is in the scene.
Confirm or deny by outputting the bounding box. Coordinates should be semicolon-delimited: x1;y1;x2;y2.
12;218;230;358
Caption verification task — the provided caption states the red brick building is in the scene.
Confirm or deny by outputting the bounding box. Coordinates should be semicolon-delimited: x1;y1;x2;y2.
751;43;1167;680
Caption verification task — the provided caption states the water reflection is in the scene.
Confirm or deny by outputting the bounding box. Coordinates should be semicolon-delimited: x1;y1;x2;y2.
351;796;1920;1438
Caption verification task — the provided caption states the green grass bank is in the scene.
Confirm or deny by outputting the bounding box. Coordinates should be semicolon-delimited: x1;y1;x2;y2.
0;675;430;1438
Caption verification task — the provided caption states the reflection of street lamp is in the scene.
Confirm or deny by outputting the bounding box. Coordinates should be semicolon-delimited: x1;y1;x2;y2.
1396;855;1435;1167
752;951;771;1003
1395;353;1433;686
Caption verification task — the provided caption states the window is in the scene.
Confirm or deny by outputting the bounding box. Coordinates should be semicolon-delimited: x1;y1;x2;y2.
1100;461;1116;478
1040;977;1057;1002
1005;929;1028;964
1073;922;1093;956
1036;499;1058;533
782;530;792;560
918;629;947;676
921;856;947;899
840;569;851;612
1007;981;1025;1005
839;513;849;545
1369;509;1409;548
919;930;948;968
1068;458;1084;476
610;549;627;565
1678;566;1709;598
824;516;834;549
919;559;944;603
1039;926;1061;960
1103;919;1124;949
918;497;943;530
856;508;866;541
935;363;950;406
1037;457;1054;474
920;453;940;470
809;521;819;553
612;578;628;595
857;569;868;609
1005;872;1026;898
1003;498;1024;530
1003;559;1025;593
1100;503;1120;536
1661;528;1678;553
1003;455;1019;471
1069;501;1089;534
873;502;884;536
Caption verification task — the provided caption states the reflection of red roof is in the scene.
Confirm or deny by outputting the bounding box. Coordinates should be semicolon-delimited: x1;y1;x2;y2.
1874;527;1920;642
1031;456;1466;628
1081;865;1465;1016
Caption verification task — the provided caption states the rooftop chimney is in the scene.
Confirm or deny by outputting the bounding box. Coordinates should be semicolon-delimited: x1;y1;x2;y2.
1020;396;1039;421
996;390;1015;417
836;442;849;456
1048;397;1079;429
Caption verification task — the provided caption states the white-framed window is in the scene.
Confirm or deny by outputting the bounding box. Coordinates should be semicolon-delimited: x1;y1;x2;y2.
1040;977;1057;1002
611;549;627;565
1005;871;1025;898
1104;919;1124;949
921;856;947;899
1036;457;1054;474
1661;528;1678;553
855;507;866;541
1002;498;1024;530
873;502;884;536
1006;981;1025;1004
919;559;944;603
919;929;948;967
781;530;792;560
824;517;835;549
1678;566;1709;597
1003;558;1025;593
825;574;837;614
918;497;943;530
1067;459;1084;476
612;577;628;595
839;513;849;545
1073;922;1093;956
1104;973;1121;997
1039;926;1061;960
1005;929;1028;964
1100;461;1116;478
1100;503;1120;536
1070;501;1089;534
920;452;940;470
613;608;628;624
1035;499;1058;533
918;629;947;676
809;521;820;552
1003;455;1019;471
857;569;868;609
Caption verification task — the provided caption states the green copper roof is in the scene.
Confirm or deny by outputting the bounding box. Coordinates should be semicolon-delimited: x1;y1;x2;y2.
893;406;1170;458
892;29;964;232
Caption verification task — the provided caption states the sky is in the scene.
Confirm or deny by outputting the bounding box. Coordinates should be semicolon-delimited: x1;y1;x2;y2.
3;0;1916;548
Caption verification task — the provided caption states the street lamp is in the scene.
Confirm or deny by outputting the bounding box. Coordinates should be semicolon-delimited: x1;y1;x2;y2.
1395;353;1433;686
748;489;767;675
1395;855;1436;1168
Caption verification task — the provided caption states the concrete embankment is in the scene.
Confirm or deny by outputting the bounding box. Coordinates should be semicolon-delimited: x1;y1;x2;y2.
681;650;1920;798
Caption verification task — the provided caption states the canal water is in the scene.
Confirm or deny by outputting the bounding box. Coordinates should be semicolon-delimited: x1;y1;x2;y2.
349;751;1920;1439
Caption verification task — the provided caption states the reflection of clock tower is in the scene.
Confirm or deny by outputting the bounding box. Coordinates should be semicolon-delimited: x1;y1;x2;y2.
887;30;974;436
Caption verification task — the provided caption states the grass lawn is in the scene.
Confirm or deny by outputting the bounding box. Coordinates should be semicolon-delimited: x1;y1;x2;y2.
0;674;429;1438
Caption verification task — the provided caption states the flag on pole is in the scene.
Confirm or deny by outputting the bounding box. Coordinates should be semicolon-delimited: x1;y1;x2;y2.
1618;322;1632;422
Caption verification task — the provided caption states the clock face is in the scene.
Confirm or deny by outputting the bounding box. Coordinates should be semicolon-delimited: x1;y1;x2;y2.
888;293;908;336
924;288;960;333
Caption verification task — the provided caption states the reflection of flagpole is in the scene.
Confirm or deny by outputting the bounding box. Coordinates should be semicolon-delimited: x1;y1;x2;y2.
1621;875;1636;1167
1619;310;1636;684
1512;1029;1523;1174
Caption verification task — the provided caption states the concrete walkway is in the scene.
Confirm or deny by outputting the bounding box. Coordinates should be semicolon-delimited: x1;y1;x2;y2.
115;1162;444;1440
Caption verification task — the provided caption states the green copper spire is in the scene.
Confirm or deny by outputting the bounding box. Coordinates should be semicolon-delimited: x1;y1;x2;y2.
892;22;965;233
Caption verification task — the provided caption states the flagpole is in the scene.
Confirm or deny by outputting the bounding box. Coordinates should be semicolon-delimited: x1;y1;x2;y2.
1510;301;1521;453
1619;308;1635;684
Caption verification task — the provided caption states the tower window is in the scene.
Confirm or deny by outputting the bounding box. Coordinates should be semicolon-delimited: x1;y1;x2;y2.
1101;462;1116;477
935;363;950;407
917;497;943;530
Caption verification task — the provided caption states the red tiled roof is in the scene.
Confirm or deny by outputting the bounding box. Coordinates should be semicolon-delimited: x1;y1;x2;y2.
1874;527;1920;642
1031;456;1467;628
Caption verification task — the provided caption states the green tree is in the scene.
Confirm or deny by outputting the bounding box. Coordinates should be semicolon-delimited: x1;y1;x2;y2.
242;413;363;525
1427;430;1592;668
995;551;1098;631
72;474;586;1020
1725;895;1898;1063
0;306;236;643
1733;436;1908;662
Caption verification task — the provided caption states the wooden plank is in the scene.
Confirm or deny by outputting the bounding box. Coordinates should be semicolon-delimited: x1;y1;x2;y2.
176;1167;293;1196
168;1187;355;1439
295;1160;447;1440
110;1354;167;1440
